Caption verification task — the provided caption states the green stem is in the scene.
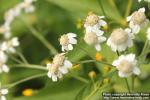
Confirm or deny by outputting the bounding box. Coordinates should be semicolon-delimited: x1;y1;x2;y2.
116;50;120;56
17;51;28;64
139;40;149;57
70;74;89;84
125;0;132;17
20;17;58;55
10;64;47;71
7;53;23;64
97;0;108;20
3;73;47;89
74;60;114;67
131;75;134;92
125;78;130;92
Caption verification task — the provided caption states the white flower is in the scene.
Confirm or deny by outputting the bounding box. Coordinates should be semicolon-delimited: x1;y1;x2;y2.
0;88;8;100
84;29;106;51
112;54;140;77
107;28;133;52
47;53;72;82
0;25;11;39
0;51;9;73
147;28;150;41
21;0;35;13
1;37;20;53
84;12;107;28
127;7;149;34
59;33;77;51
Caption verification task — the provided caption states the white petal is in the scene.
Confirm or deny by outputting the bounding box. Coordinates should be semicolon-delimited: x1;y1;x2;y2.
139;7;145;13
47;72;52;78
64;60;72;68
1;89;8;95
118;71;128;77
61;46;65;52
67;33;77;38
8;47;16;53
46;63;51;69
125;28;131;33
68;44;73;50
59;67;68;74
133;67;141;75
99;16;105;19
11;37;19;46
112;60;120;66
2;65;9;73
1;96;6;100
126;54;135;62
132;25;140;34
126;16;132;22
99;20;107;26
69;38;77;44
98;36;106;43
52;75;58;82
57;72;63;79
95;44;101;51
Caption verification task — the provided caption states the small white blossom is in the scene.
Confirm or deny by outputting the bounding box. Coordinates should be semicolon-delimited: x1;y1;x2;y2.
59;33;77;51
147;28;150;41
0;88;8;100
47;53;72;82
1;37;20;53
112;54;140;77
0;25;11;39
21;0;36;13
127;7;149;34
84;29;106;51
0;51;9;73
107;28;133;52
84;12;107;29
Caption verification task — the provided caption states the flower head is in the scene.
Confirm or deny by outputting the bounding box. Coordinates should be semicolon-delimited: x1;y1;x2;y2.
47;53;72;82
107;28;133;52
127;7;149;34
0;51;9;73
1;37;19;53
59;33;77;51
112;54;140;77
84;12;107;28
0;88;8;100
84;27;106;51
21;0;36;13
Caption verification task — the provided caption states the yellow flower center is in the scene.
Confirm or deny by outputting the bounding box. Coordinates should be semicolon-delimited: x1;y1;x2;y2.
117;60;133;73
131;11;146;25
110;28;128;45
60;35;69;46
86;13;99;26
84;32;98;45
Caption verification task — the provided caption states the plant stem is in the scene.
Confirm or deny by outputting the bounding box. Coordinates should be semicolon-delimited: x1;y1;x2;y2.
70;75;89;84
10;64;47;71
116;50;120;56
17;51;28;64
3;73;47;89
125;78;130;92
74;60;114;67
7;53;23;64
125;0;132;17
20;17;58;55
131;75;134;92
97;0;108;20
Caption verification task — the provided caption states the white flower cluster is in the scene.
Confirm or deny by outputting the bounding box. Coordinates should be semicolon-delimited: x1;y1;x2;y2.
0;0;36;38
113;54;140;77
84;12;107;51
47;53;72;82
127;7;149;34
0;0;36;74
47;32;77;81
0;88;8;100
147;28;150;42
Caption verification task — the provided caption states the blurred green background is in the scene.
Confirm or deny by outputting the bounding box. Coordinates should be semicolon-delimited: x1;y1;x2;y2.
0;0;150;100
